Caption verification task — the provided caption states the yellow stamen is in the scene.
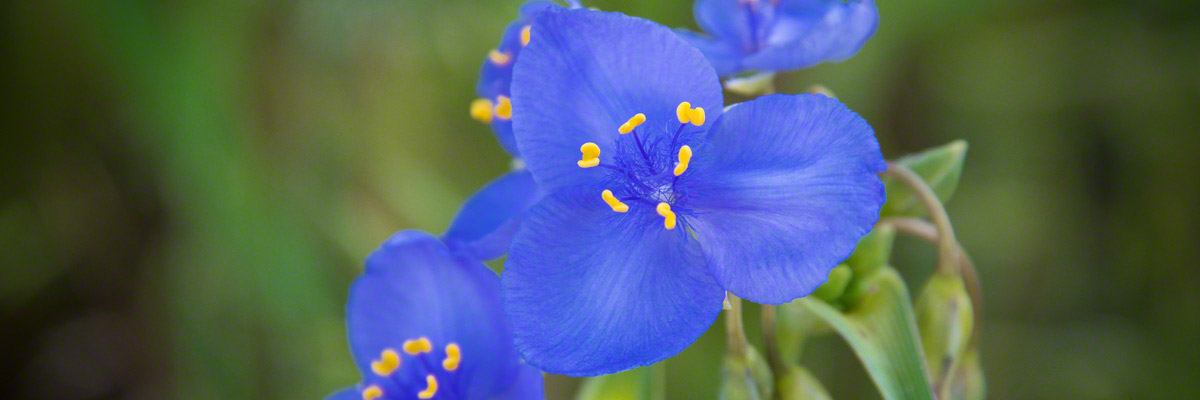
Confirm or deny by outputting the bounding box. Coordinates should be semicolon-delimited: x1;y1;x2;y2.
417;374;439;399
602;190;629;213
470;98;494;124
618;113;646;134
578;142;600;168
687;107;706;126
362;385;383;400
442;343;461;371
656;202;677;230
370;348;401;377
403;337;433;355
676;101;692;124
673;145;693;176
521;25;532;46
488;49;512;65
494;96;512;120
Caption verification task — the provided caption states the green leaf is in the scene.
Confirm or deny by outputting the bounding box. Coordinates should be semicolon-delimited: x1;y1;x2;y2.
575;366;655;400
882;140;968;217
776;366;833;400
800;267;936;400
915;272;974;393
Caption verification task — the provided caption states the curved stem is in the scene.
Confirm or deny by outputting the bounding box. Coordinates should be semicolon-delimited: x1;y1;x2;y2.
724;294;749;360
881;162;960;275
761;304;786;378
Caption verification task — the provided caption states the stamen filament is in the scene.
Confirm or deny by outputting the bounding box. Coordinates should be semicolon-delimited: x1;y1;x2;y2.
417;374;439;399
656;202;677;230
578;142;601;168
674;145;693;176
602;190;629;213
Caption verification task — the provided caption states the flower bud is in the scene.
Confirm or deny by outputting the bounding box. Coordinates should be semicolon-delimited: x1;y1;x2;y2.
719;346;774;400
811;265;853;303
915;272;974;387
776;366;832;400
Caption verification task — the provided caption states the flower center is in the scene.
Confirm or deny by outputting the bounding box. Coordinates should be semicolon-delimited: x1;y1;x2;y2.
576;102;706;230
360;337;462;400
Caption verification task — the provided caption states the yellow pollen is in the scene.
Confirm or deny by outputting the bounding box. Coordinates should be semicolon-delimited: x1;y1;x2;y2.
687;107;706;126
442;343;461;371
488;49;512;65
403;337;433;355
656;202;677;230
676;102;692;124
417;374;439;399
370;348;401;377
362;385;383;400
494;96;512;120
673;145;693;176
470;98;494;124
521;25;532;46
602;190;629;213
578;142;601;168
618;113;646;134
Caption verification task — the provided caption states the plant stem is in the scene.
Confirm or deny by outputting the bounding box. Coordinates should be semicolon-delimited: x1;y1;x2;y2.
761;304;786;376
725;294;749;360
881;162;961;275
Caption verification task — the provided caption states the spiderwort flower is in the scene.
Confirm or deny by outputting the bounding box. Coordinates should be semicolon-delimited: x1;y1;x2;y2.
471;0;582;156
502;8;885;376
326;230;544;400
442;168;545;261
676;0;879;77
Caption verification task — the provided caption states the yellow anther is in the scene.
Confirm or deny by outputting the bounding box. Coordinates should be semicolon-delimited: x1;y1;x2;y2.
362;385;384;400
403;337;433;355
618;113;646;134
578;142;601;168
656;202;677;230
602;190;629;213
494;96;512;120
521;25;532;46
417;374;439;399
687;107;706;126
370;348;401;377
488;49;512;65
676;101;692;124
673;145;693;176
470;98;494;124
442;343;461;371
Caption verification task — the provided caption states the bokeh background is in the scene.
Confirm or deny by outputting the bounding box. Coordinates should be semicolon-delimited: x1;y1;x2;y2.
3;0;1198;399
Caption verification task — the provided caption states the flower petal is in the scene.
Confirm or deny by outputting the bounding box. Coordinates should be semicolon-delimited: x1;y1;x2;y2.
494;363;546;400
674;29;745;78
347;230;521;397
743;0;879;72
511;8;723;192
686;94;886;305
692;0;764;50
502;188;725;376
443;169;545;261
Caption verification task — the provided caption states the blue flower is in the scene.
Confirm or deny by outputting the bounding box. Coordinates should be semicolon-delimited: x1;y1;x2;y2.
326;230;544;400
442;168;546;261
676;0;879;77
471;1;582;156
502;8;885;376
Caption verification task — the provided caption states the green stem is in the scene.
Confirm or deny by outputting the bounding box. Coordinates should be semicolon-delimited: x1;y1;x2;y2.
881;162;961;275
761;304;786;375
725;294;749;360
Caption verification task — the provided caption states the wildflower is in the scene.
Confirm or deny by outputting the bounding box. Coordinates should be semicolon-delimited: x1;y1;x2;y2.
442;169;546;261
501;8;886;376
472;0;582;156
676;0;879;77
326;230;544;399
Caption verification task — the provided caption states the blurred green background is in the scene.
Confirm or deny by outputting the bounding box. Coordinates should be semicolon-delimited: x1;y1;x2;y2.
2;0;1197;399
